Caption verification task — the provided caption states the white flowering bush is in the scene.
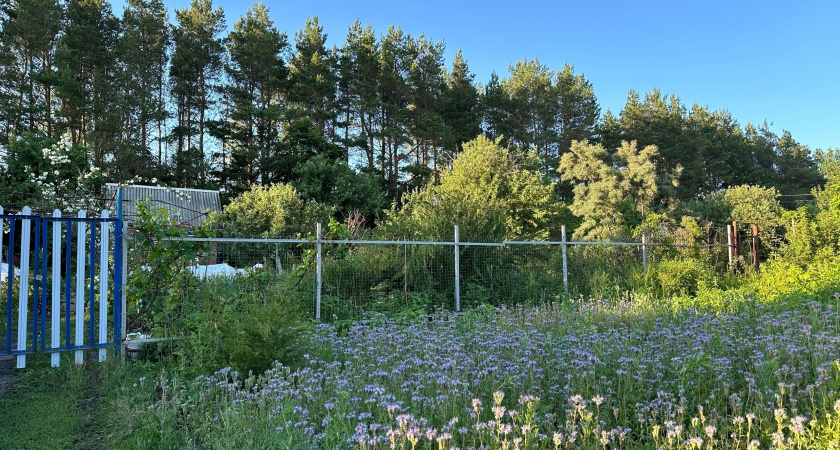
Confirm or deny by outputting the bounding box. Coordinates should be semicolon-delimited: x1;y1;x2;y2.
0;132;103;212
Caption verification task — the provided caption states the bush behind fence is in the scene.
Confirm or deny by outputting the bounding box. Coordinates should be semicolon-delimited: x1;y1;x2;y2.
127;224;737;322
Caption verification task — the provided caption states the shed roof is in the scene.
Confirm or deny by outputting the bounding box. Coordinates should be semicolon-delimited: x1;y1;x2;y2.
106;184;221;227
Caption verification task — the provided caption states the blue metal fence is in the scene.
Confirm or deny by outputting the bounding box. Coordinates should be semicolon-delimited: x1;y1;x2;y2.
0;205;123;368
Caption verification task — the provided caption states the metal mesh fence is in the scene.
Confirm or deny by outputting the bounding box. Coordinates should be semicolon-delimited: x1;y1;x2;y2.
125;223;739;322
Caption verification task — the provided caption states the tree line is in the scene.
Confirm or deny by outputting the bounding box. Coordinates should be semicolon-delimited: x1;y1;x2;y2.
0;0;826;219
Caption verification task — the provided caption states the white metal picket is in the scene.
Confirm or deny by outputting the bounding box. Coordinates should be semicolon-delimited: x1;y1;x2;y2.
51;210;61;367
99;210;109;362
16;207;32;369
0;205;124;368
75;210;86;365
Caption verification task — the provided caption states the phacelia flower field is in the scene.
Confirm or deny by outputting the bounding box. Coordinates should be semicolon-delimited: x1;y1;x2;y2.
127;296;840;449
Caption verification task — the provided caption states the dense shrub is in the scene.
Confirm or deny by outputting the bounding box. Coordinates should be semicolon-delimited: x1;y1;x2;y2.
382;136;564;242
650;257;709;297
0;132;103;212
154;270;314;375
782;149;840;264
208;183;332;239
215;278;312;374
126;201;212;334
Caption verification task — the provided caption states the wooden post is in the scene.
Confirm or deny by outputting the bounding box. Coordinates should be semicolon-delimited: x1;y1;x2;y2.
752;223;759;270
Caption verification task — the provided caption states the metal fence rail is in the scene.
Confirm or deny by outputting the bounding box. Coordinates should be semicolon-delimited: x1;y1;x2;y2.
158;223;740;320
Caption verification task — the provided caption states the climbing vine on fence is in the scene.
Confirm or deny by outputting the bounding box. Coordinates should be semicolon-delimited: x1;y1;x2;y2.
126;201;212;335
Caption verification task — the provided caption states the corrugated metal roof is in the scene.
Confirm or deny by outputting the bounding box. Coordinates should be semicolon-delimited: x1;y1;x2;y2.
105;184;221;227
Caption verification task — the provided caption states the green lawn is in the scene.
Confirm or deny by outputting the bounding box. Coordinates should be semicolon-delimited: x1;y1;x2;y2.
0;353;98;450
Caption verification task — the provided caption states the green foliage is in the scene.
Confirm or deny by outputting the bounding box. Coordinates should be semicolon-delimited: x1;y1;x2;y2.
115;0;170;180
215;2;287;193
208;183;332;238
292;154;385;221
384;135;563;241
168;0;226;186
293;217;352;286
711;184;784;247
127;200;212;334
0;0;62;143
559;139;670;240
601;90;823;202
213;280;312;374
782;149;840;263
482;60;599;188
748;255;840;305
648;258;713;298
128;212;313;375
440;50;482;156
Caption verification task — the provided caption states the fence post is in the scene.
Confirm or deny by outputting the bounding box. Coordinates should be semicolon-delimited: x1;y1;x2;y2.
120;216;127;362
731;221;740;272
641;230;648;272
561;225;568;295
98;210;109;362
116;187;126;361
17;206;32;369
315;222;322;320
51;210;61;367
727;224;733;270
0;206;3;271
752;223;760;270
454;225;460;312
75;210;86;365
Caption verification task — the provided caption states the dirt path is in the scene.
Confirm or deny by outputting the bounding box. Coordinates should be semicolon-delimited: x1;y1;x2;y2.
0;334;19;397
73;353;103;450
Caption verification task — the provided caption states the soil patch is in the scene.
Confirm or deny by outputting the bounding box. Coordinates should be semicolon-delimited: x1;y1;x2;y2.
0;334;19;397
73;354;103;449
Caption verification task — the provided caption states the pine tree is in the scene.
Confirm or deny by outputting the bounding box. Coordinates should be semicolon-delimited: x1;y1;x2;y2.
169;0;225;187
116;0;169;179
221;2;287;192
55;0;121;170
0;0;62;141
440;49;480;161
288;16;338;141
554;64;599;162
377;26;413;199
481;72;510;142
404;34;445;189
501;58;558;165
336;21;379;170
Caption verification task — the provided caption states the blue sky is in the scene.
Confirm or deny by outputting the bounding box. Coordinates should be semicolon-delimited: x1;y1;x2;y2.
118;0;840;151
